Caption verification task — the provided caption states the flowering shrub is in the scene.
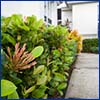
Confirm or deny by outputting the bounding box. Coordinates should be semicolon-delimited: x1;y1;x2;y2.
67;29;83;53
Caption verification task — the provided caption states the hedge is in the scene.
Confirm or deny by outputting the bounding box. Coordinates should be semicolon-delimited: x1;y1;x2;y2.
1;14;82;99
82;38;98;53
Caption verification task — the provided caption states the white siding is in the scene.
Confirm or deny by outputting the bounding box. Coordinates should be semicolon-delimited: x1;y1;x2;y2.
1;1;57;26
44;2;57;26
72;2;98;36
1;1;44;20
51;2;57;25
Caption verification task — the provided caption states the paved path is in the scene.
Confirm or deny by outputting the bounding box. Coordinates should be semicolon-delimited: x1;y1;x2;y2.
65;53;99;99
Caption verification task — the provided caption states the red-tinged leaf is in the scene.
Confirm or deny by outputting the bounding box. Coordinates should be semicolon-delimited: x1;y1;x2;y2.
15;42;20;51
5;43;38;72
7;47;11;58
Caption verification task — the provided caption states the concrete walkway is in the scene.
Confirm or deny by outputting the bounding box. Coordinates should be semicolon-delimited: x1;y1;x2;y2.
65;53;99;99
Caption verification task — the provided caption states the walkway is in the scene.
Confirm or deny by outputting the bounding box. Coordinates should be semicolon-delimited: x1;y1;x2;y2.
65;53;99;99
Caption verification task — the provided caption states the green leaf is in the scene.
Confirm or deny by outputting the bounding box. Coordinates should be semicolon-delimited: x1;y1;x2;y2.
25;86;35;95
35;19;43;29
1;79;17;97
63;64;70;70
58;90;63;96
8;91;19;99
2;34;16;46
52;65;59;72
11;14;23;26
48;88;56;96
31;46;44;58
54;73;66;82
43;94;48;99
52;49;61;57
47;70;51;82
33;65;45;75
49;81;59;88
32;90;44;98
1;49;7;65
27;15;37;29
57;83;67;90
11;14;29;31
18;24;29;31
42;67;47;75
9;73;22;85
32;85;47;98
36;75;47;85
64;72;69;76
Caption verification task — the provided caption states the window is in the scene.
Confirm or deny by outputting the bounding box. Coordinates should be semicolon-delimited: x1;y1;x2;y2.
57;9;62;25
57;9;61;20
48;18;52;24
44;16;47;22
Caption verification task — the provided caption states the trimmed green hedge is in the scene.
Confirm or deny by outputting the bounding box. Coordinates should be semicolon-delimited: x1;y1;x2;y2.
82;38;98;53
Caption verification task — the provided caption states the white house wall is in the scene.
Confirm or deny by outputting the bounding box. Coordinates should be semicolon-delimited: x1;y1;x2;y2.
1;1;57;26
51;2;57;26
1;1;44;20
44;1;57;26
72;2;98;37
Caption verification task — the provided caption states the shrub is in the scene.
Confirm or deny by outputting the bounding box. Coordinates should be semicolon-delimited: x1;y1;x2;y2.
82;38;98;53
2;14;80;99
67;29;83;53
1;14;45;52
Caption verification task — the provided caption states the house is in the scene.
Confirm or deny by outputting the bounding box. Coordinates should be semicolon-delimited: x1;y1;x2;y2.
58;1;99;38
1;1;61;26
1;1;98;39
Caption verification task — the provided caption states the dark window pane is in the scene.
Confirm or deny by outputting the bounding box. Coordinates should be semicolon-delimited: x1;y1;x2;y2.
48;18;52;24
57;9;61;20
44;16;47;21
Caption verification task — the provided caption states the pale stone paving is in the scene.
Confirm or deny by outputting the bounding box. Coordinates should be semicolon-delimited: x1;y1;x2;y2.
65;53;99;99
